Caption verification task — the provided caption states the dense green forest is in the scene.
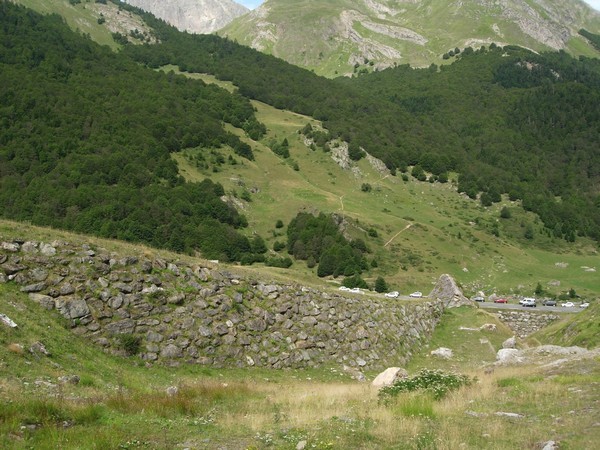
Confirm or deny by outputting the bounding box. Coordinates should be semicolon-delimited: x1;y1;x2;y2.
115;1;600;242
286;212;369;278
1;0;599;266
0;2;264;260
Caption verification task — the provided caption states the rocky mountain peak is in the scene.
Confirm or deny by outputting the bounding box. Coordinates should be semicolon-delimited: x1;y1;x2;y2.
122;0;249;34
221;0;600;77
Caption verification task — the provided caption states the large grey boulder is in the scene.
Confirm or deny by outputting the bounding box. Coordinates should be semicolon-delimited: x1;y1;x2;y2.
502;336;517;349
428;274;472;308
496;348;524;365
55;296;90;319
371;367;408;388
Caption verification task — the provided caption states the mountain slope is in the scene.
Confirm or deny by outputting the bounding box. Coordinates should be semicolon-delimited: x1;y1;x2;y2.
221;0;600;76
123;0;248;33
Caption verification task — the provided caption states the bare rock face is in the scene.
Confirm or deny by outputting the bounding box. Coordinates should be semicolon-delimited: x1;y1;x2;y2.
429;274;473;308
123;0;248;34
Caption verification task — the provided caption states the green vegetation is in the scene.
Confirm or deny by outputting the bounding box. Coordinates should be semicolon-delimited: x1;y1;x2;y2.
0;2;264;260
1;275;598;449
531;302;600;348
221;0;600;77
286;212;368;277
2;2;600;296
123;6;600;243
580;29;600;52
379;369;473;401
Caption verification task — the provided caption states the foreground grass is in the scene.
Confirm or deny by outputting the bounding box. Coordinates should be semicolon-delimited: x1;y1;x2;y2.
1;285;598;449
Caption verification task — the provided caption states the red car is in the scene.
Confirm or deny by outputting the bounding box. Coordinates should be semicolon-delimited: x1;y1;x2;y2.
494;298;508;303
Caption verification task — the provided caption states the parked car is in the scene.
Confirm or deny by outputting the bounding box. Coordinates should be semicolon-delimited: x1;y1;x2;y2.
349;287;363;294
542;299;557;306
338;286;350;291
561;302;575;308
520;297;536;305
579;302;589;308
384;291;399;298
473;296;485;302
522;299;536;307
494;298;508;304
409;291;423;298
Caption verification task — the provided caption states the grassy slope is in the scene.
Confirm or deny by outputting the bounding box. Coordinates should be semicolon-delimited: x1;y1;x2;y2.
1;273;598;449
531;302;600;348
163;69;600;299
15;0;119;49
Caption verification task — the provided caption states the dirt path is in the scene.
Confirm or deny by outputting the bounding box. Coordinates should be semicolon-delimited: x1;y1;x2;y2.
384;223;413;247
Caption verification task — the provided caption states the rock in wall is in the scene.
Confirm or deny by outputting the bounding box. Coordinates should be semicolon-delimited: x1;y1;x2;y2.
1;239;445;369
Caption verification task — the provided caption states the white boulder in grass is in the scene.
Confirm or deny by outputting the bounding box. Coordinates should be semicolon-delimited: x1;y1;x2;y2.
430;347;453;359
371;367;408;388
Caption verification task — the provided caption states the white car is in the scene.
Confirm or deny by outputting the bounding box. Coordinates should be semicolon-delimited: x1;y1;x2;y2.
562;301;575;308
409;291;423;298
580;302;589;308
384;291;399;298
338;286;350;291
349;287;363;294
520;297;536;305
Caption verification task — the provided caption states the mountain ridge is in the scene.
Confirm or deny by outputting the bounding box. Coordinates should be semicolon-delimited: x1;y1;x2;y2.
123;0;248;34
221;0;600;76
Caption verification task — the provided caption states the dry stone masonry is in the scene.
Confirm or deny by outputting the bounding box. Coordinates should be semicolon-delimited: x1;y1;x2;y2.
1;238;445;369
495;310;561;338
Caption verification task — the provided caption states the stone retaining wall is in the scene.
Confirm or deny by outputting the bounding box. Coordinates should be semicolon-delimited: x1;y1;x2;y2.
1;239;445;369
495;310;561;338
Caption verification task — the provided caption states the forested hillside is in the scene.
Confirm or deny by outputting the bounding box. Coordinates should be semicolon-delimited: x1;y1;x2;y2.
1;0;599;269
120;1;600;242
0;3;264;260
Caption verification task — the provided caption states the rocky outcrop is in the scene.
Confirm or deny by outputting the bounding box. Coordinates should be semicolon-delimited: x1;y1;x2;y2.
1;238;445;369
123;0;248;34
221;0;600;77
495;345;600;366
429;274;473;308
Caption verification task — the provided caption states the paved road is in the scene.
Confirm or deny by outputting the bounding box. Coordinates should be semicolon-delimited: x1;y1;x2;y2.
477;301;582;313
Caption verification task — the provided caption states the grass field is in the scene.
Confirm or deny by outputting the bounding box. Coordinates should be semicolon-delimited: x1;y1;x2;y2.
166;71;599;302
1;278;598;449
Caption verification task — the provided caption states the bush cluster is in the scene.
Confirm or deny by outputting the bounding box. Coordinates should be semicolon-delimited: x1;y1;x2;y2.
378;369;473;402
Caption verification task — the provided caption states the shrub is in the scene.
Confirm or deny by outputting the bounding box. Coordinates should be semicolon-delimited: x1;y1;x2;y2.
379;369;473;402
265;256;293;268
117;334;142;356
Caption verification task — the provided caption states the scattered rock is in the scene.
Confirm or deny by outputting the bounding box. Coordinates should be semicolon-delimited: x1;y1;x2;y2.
495;349;524;365
431;347;453;359
0;313;18;328
495;411;524;419
541;440;558;450
480;323;497;332
166;386;179;396
502;336;517;349
29;341;50;357
58;375;80;385
343;365;366;382
296;440;307;450
371;367;408;388
465;410;488;418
